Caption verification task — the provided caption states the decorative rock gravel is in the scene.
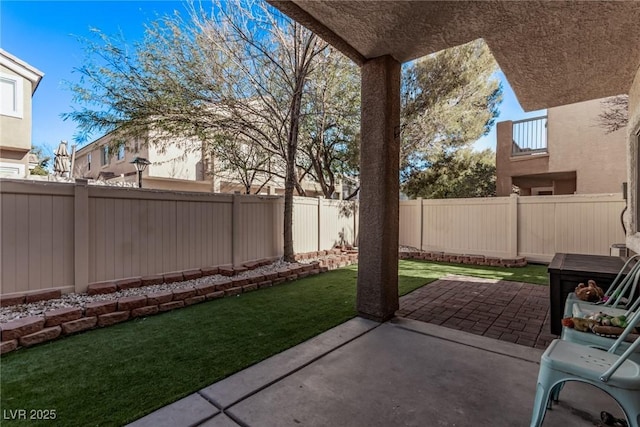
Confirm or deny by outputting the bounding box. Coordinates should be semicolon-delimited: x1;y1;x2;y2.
0;255;355;354
0;259;314;324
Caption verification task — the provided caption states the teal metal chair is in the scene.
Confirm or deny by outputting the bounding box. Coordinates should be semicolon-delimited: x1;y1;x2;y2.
530;311;640;427
564;254;640;318
561;257;640;364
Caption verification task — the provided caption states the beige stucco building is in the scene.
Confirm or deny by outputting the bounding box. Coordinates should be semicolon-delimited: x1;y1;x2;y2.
73;130;326;195
73;130;214;192
496;97;627;196
0;49;44;178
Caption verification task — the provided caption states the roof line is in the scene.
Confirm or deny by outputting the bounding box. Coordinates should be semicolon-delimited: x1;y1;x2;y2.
0;49;45;94
267;1;366;66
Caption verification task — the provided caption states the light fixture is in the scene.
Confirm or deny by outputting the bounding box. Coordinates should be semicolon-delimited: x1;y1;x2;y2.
130;157;151;188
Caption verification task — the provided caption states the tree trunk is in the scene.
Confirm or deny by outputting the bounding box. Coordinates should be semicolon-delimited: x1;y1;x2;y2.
283;83;304;262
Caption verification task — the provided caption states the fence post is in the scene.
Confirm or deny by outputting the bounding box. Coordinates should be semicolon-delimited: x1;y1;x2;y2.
317;196;323;251
508;194;519;257
417;197;423;251
74;179;90;293
232;193;242;267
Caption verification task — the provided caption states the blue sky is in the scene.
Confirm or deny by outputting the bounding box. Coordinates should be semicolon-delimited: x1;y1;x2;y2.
2;1;187;155
2;0;544;156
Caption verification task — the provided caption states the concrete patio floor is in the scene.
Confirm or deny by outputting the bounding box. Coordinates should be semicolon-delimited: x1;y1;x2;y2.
128;316;625;427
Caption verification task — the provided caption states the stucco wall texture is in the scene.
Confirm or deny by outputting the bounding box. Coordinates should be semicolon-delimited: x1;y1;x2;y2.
547;98;627;194
271;1;640;110
625;66;640;254
74;132;150;181
0;65;32;152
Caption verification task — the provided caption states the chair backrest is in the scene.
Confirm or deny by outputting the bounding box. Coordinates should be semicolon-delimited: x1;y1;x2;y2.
603;254;640;308
601;309;640;382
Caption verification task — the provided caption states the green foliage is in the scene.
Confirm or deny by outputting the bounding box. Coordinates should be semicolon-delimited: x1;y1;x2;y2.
63;0;363;258
403;148;496;199
298;51;360;197
400;39;502;192
29;146;51;176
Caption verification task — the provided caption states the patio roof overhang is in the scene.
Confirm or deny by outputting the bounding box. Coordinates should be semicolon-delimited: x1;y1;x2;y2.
268;1;640;110
269;0;640;322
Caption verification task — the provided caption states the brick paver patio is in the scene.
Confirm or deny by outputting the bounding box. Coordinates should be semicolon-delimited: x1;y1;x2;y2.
397;275;558;350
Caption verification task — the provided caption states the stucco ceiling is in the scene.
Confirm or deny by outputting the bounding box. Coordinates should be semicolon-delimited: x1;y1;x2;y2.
268;1;640;111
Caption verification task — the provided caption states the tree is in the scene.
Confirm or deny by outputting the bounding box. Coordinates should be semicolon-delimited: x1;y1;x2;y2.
402;148;496;199
65;0;339;261
209;132;273;194
400;39;502;185
297;51;360;198
598;95;628;134
29;146;51;176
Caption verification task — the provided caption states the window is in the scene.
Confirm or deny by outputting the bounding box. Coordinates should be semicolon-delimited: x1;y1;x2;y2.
87;153;91;171
0;162;25;177
101;146;109;166
0;72;23;118
117;144;125;161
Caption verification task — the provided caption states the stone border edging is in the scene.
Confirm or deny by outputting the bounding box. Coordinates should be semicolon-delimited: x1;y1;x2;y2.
0;249;528;355
0;251;358;355
399;251;527;268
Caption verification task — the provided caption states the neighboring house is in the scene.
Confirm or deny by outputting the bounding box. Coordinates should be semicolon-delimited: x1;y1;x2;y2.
73;129;325;196
496;97;626;196
73;130;214;192
0;49;44;178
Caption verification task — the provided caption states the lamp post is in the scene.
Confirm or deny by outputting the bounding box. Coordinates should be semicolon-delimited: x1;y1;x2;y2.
130;157;151;188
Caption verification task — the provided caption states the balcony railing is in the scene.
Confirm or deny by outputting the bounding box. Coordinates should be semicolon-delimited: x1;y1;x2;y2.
511;116;548;156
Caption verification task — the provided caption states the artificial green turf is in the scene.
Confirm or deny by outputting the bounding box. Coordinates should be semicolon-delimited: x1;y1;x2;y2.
398;259;549;286
0;260;548;426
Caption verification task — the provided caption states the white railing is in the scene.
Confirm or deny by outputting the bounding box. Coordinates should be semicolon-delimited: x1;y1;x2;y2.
512;116;548;156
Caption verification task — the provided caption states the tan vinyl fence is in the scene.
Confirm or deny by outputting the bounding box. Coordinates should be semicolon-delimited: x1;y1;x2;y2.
0;179;357;296
399;194;626;263
292;196;358;254
3;179;622;297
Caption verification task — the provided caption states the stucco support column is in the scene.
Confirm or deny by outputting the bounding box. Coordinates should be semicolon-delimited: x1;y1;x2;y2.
357;55;401;322
496;121;513;196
